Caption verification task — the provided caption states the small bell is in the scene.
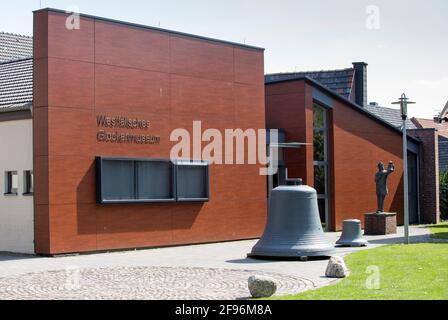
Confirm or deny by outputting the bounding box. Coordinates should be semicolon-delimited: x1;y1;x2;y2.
336;219;368;247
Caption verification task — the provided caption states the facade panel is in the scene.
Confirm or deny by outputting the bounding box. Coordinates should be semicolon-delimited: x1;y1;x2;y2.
331;98;404;230
0;119;34;253
33;9;266;255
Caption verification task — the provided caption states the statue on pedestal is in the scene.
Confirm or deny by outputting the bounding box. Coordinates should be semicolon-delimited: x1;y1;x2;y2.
375;161;395;213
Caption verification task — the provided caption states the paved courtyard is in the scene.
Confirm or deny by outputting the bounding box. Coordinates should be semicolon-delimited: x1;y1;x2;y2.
0;226;432;300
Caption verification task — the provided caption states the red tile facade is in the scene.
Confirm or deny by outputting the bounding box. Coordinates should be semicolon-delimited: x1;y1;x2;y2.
33;10;267;255
266;79;405;231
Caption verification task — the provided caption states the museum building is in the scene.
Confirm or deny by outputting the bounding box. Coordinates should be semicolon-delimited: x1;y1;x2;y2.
0;8;266;255
265;62;440;231
0;8;437;255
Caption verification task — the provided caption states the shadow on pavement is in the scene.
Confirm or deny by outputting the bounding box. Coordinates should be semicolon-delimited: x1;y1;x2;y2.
227;256;330;264
366;234;430;245
226;258;275;264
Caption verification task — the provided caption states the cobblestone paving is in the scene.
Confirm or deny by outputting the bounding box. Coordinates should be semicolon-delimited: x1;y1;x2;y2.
0;266;316;300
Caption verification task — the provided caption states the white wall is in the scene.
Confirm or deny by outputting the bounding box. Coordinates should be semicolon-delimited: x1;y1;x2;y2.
0;118;34;254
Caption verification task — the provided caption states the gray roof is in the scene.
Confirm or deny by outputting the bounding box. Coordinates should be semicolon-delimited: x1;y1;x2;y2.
364;104;417;129
0;58;33;107
265;68;355;98
0;32;34;111
0;32;33;63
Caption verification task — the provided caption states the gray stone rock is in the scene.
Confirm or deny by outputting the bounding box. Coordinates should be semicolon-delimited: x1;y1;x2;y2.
325;256;349;278
248;275;277;298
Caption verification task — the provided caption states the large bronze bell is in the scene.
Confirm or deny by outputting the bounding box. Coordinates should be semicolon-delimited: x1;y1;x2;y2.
249;179;335;259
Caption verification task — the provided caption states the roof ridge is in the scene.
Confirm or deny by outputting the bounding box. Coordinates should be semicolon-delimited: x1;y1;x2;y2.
266;67;354;76
0;31;33;39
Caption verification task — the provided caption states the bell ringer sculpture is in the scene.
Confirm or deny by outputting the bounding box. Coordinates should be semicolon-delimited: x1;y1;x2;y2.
249;179;335;259
375;161;395;213
365;160;398;235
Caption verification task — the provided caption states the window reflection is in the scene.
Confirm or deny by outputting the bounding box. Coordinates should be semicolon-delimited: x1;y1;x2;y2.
313;131;325;162
314;166;325;195
313;103;330;226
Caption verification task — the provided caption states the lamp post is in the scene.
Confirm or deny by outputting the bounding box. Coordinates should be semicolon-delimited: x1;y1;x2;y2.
392;94;415;244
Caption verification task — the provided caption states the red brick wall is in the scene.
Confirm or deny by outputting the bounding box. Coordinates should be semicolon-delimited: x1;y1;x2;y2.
265;81;314;184
331;98;404;230
33;9;267;255
409;128;440;224
265;80;404;231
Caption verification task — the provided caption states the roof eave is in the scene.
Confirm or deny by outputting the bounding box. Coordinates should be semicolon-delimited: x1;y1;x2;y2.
34;7;265;52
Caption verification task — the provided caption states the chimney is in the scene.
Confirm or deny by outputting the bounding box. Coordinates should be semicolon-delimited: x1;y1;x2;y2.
353;62;368;107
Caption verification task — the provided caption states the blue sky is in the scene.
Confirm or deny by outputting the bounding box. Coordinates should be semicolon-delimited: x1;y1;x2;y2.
1;0;447;119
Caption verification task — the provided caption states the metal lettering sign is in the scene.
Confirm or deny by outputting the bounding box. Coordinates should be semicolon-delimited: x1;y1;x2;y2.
96;115;161;145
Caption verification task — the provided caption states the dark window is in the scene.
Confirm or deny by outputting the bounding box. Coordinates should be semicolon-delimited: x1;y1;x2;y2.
4;171;18;195
313;165;326;195
313;103;330;228
176;161;210;201
23;170;33;195
313;105;325;130
136;161;174;201
317;198;327;226
313;131;325;162
96;157;209;204
101;160;135;201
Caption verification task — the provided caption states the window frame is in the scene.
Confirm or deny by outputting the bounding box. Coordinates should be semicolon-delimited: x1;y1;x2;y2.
96;157;177;204
96;157;210;204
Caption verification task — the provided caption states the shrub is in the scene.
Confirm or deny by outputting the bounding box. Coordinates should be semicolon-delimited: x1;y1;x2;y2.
440;170;448;220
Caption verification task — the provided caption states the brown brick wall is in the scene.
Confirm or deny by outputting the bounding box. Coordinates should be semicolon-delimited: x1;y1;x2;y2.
33;10;267;255
408;128;440;224
364;213;397;235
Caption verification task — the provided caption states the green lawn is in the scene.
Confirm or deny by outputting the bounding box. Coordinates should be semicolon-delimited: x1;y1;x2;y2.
271;244;448;300
429;222;448;240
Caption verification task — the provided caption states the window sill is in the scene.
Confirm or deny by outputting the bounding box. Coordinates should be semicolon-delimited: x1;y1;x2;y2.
177;198;210;203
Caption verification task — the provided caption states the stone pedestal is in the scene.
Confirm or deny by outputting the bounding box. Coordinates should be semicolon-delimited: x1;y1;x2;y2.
364;212;397;235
